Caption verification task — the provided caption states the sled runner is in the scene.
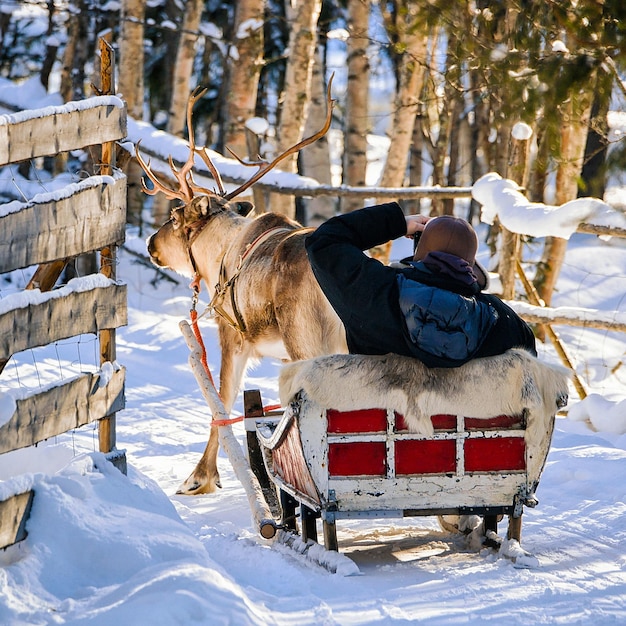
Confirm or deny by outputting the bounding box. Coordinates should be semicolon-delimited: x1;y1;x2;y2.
246;350;569;556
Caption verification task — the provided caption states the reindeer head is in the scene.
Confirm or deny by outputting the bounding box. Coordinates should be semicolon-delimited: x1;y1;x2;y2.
140;77;335;276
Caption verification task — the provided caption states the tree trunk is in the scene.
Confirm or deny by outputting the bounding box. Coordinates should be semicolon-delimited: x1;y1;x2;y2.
149;0;204;226
300;44;335;226
373;7;428;262
167;0;203;137
579;66;612;199
60;0;88;103
119;0;146;229
223;0;265;158
341;0;370;214
442;97;463;216
40;1;58;90
378;32;428;193
406;114;424;215
270;0;322;218
499;127;531;299
535;84;594;306
467;68;488;222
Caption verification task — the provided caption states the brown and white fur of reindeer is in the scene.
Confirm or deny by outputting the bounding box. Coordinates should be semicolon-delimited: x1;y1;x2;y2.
140;81;347;494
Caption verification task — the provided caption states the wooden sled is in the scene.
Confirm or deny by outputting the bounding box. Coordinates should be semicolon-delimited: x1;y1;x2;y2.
245;351;569;556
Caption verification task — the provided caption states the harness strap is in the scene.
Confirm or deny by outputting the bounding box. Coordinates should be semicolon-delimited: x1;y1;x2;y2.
208;226;293;333
184;214;288;427
190;298;250;427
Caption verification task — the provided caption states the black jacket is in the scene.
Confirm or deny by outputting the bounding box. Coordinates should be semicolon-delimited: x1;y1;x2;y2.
305;202;536;368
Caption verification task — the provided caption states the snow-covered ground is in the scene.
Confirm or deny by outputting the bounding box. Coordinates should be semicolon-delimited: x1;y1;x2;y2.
0;220;625;624
2;59;626;624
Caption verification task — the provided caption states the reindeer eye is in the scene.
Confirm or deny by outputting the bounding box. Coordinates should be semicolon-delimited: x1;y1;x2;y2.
170;207;185;229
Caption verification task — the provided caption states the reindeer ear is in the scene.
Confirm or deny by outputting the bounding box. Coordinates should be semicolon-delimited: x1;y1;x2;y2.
184;195;210;222
197;196;210;217
235;201;255;217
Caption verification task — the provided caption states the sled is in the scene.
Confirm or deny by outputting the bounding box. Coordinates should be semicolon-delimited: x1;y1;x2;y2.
245;351;569;557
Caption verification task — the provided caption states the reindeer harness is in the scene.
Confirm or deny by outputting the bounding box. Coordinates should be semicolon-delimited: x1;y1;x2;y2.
205;226;294;334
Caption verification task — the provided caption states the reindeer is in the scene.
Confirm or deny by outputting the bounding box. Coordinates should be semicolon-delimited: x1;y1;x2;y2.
139;81;347;495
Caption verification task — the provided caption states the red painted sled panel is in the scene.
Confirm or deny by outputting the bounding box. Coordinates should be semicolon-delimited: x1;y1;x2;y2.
327;408;387;434
328;441;386;476
395;413;457;432
465;437;526;472
465;415;524;430
395;439;456;475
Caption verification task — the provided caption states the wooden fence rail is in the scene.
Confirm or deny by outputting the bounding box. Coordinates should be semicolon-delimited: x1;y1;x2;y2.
0;95;127;549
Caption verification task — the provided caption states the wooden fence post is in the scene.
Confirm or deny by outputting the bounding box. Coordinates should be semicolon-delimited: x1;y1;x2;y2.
97;37;122;461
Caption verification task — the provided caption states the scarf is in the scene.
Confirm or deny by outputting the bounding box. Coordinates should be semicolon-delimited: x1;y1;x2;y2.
422;251;478;287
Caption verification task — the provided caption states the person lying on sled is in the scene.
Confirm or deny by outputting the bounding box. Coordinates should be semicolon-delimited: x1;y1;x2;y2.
305;202;536;368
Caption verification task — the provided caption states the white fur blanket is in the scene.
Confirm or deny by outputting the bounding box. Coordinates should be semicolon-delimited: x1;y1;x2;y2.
279;349;570;481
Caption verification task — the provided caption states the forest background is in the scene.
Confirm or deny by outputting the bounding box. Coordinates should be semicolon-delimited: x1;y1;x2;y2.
2;0;626;307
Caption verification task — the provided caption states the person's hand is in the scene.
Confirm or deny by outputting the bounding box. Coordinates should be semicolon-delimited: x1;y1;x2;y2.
405;214;430;238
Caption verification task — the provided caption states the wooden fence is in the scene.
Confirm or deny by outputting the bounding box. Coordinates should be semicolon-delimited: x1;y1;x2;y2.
0;96;127;549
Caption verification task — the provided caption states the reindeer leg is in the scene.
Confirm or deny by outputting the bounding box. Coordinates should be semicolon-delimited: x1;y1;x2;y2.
177;325;251;495
176;425;222;495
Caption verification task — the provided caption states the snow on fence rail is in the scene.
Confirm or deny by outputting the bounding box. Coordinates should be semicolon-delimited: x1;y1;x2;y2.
0;97;127;549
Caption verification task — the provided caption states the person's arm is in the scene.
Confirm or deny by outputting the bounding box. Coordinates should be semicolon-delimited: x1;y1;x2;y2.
305;203;407;332
307;202;407;253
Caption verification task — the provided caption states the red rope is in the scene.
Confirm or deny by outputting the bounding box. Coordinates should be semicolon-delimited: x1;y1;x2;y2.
190;307;213;386
212;404;283;427
188;291;283;428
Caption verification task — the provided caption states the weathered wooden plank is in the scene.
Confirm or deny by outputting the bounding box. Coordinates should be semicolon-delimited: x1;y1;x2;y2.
0;491;34;548
0;367;125;454
0;98;127;165
0;172;126;273
0;282;127;359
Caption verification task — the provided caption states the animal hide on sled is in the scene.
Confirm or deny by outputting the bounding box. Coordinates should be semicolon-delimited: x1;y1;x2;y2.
279;349;570;482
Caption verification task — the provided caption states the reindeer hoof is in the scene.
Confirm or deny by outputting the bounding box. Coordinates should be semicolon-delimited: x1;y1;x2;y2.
175;470;221;496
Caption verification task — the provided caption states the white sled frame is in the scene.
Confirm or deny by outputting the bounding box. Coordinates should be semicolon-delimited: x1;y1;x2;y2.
247;390;547;552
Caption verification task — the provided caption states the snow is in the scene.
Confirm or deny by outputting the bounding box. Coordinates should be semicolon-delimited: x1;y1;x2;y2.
0;171;122;218
0;76;63;111
236;18;264;40
511;122;533;141
127;117;323;194
552;40;569;54
0;94;124;125
0;223;625;623
2;57;626;626
472;172;626;238
0;274;117;315
245;117;270;136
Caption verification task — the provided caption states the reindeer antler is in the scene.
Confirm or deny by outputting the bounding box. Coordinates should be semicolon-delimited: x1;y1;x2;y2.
135;86;210;203
136;74;335;204
135;143;191;202
223;73;335;201
192;146;227;196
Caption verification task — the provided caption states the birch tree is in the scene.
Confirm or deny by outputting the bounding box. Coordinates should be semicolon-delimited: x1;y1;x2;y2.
143;0;204;225
300;44;335;225
167;0;203;137
534;85;594;306
223;0;266;158
270;0;322;218
60;0;89;103
373;1;428;261
342;0;370;214
119;0;146;227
